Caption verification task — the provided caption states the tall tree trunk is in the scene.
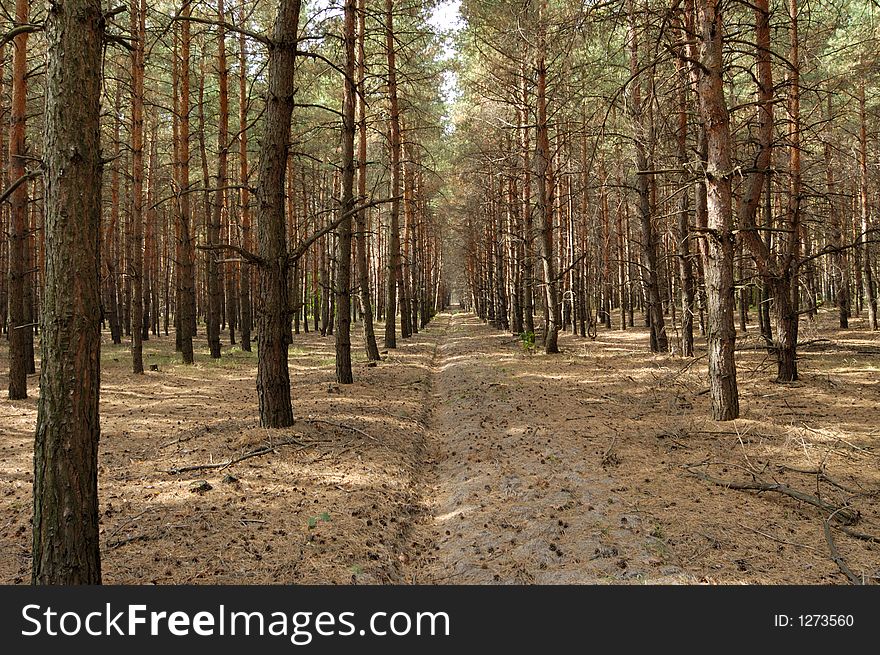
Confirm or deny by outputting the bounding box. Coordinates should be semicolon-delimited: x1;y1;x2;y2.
7;0;31;399
355;0;380;360
0;43;5;338
775;0;802;381
217;0;237;347
144;118;159;341
176;2;196;363
400;145;414;338
335;0;356;384
825;93;848;328
255;0;302;428
858;78;878;330
107;80;123;347
206;0;228;359
674;15;694;356
733;0;797;382
535;0;559;354
627;0;667;353
238;0;252;352
33;0;103;584
520;63;535;335
693;0;739;420
383;0;402;350
130;0;145;374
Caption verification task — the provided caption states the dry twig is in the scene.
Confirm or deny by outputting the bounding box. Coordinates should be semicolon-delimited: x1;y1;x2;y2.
166;437;309;474
823;520;862;585
686;466;860;524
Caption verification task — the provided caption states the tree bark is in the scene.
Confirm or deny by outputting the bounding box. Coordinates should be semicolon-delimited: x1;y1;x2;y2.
335;0;356;384
626;0;667;353
206;0;229;359
144;118;159;340
176;2;196;364
383;0;402;350
130;0;145;374
7;0;31;399
535;0;559;354
825;93;848;328
33;0;104;584
692;0;739;420
673;14;694;356
520;62;535;336
255;0;302;428
354;0;380;360
858;78;878;330
238;0;252;352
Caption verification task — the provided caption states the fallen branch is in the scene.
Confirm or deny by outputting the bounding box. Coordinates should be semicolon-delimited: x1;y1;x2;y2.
776;464;873;497
797;338;832;349
107;534;151;550
686;467;860;525
736;521;816;551
106;534;151;550
823;520;862;585
837;525;880;544
166;437;309;474
105;507;156;542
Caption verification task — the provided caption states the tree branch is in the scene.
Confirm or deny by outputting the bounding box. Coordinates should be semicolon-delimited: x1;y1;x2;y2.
288;196;401;263
197;243;264;266
0;23;42;50
0;170;41;206
171;14;271;46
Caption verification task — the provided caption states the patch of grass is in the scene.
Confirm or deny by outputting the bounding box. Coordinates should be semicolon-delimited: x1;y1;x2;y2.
308;512;332;529
519;331;536;353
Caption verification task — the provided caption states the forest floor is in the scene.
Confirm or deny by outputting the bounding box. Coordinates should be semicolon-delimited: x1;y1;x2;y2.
1;308;879;584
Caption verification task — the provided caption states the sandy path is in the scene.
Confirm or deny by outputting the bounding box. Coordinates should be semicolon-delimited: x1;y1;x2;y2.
407;310;693;583
3;309;878;584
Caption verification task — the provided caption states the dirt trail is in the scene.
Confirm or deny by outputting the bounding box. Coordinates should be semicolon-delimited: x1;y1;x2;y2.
407;310;693;583
2;308;878;584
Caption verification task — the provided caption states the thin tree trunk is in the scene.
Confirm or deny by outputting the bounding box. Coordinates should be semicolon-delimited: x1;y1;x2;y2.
238;0;252;352
627;0;667;353
826;93;848;328
0;43;5;338
535;0;559;354
177;2;196;364
215;0;236;347
205;0;228;359
858;78;878;330
335;0;356;384
674;15;694;356
354;0;380;360
520;63;535;336
144;118;159;341
7;0;31;399
130;0;145;374
383;0;402;349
